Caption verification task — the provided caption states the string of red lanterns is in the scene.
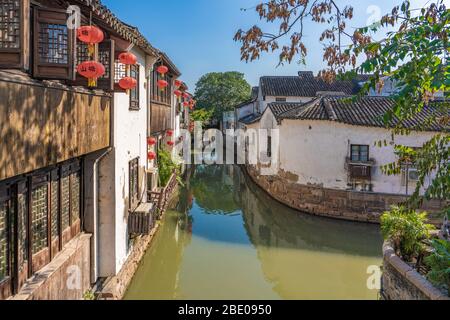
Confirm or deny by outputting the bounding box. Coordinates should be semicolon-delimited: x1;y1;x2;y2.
76;25;105;87
118;51;138;92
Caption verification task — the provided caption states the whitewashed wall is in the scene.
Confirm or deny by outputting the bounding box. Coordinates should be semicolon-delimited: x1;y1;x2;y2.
98;47;149;276
278;119;437;195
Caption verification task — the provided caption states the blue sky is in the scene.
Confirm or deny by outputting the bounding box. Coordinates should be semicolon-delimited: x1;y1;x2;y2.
102;0;445;90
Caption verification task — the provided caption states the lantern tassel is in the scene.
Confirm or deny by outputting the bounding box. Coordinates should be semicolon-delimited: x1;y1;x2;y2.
88;78;97;87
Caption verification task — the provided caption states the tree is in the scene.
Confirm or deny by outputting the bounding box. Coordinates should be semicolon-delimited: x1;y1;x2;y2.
194;72;252;122
190;109;213;124
234;0;449;217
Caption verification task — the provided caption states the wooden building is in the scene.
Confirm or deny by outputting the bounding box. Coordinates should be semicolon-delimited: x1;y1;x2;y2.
0;0;167;300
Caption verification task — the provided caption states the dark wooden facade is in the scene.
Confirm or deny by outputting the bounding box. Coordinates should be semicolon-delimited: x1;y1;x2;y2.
0;74;111;181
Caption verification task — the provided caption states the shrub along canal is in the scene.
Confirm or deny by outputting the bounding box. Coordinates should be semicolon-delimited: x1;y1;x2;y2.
124;165;383;300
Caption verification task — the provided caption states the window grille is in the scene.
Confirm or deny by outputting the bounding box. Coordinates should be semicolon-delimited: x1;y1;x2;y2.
37;22;68;64
0;0;20;49
0;201;8;282
130;64;140;110
31;184;48;254
70;172;80;223
50;178;59;239
17;190;27;268
114;60;126;84
129;158;140;210
61;175;70;230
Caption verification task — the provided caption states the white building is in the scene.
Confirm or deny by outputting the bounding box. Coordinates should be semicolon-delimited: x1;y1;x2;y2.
236;71;361;129
255;96;446;196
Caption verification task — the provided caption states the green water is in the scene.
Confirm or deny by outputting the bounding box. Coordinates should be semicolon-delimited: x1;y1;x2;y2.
124;165;383;300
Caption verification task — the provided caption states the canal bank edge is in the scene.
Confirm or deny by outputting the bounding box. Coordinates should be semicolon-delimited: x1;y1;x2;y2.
244;165;443;224
99;185;180;300
381;241;449;300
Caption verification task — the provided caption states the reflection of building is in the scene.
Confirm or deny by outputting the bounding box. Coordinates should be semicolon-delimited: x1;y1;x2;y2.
235;167;382;299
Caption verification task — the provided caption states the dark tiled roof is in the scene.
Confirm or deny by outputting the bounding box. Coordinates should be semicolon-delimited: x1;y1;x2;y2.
239;113;262;125
268;102;306;118
76;0;159;57
260;73;359;97
277;96;449;132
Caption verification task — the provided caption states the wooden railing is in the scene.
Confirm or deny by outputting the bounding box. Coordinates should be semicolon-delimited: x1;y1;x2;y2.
148;172;178;218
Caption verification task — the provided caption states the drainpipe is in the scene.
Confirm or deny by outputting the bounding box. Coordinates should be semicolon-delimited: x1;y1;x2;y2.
91;147;112;284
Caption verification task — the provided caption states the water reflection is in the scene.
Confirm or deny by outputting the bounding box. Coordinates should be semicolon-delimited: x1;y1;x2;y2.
125;165;382;300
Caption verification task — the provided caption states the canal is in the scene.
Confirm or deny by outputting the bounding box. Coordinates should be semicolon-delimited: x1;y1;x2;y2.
124;165;383;300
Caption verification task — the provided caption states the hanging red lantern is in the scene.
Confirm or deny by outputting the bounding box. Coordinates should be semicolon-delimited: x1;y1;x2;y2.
157;65;169;77
77;26;104;44
183;92;190;99
147;151;156;161
183;101;189;107
166;130;174;137
77;61;105;87
77;26;104;56
175;79;183;88
119;77;137;90
167;140;175;147
157;79;168;91
118;52;137;65
174;90;182;98
147;137;157;146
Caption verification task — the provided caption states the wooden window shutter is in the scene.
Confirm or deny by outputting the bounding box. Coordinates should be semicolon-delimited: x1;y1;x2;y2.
114;51;127;92
0;0;30;70
97;39;115;91
33;7;74;80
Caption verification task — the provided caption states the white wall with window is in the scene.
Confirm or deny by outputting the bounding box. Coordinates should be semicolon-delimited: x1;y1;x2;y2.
98;46;151;276
277;119;437;195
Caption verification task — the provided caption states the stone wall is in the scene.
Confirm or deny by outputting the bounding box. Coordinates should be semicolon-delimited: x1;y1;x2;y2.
12;234;92;300
246;165;443;224
381;242;449;300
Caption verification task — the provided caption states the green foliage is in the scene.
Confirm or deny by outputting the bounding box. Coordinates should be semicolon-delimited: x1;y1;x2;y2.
158;149;182;187
194;72;251;122
381;206;434;261
190;109;213;124
351;2;450;214
425;239;450;296
83;290;96;301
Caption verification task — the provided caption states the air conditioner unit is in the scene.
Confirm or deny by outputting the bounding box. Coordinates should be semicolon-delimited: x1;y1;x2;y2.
402;167;419;185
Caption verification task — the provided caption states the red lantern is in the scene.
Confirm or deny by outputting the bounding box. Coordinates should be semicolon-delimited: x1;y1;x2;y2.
77;61;105;87
119;77;137;90
77;26;104;57
183;101;189;107
175;79;183;88
157;65;169;77
167;140;175;147
77;26;104;44
183;92;190;99
147;137;157;146
166;130;174;137
157;79;168;90
147;151;156;161
118;52;137;65
174;90;182;97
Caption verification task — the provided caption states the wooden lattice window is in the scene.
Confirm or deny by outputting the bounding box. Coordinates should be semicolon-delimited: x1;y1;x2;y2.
0;0;29;69
97;39;114;91
0;197;9;282
114;59;126;91
61;174;70;231
0;0;20;50
16;184;28;269
130;64;140;110
33;7;74;80
129;158;140;210
70;171;81;223
31;183;48;255
50;174;59;240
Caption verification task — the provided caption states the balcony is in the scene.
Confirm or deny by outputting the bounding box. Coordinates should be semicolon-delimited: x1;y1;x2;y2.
346;158;375;181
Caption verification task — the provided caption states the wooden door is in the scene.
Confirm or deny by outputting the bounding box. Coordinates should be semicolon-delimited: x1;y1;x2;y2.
0;185;12;300
49;169;61;259
13;181;29;293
